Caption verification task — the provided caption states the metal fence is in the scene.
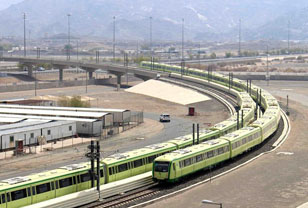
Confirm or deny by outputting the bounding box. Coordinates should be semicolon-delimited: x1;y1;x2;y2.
100;111;144;139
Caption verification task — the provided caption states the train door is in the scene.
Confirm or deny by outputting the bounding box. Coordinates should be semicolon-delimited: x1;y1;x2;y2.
6;188;31;208
0;192;5;208
31;181;55;204
76;172;91;192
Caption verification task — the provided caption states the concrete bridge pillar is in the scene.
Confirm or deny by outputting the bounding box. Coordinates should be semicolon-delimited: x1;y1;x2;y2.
117;75;122;91
59;68;63;82
53;65;67;82
89;71;93;80
27;66;33;77
109;72;125;91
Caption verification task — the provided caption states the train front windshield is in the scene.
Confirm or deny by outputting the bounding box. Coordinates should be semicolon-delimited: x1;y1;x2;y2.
154;162;170;172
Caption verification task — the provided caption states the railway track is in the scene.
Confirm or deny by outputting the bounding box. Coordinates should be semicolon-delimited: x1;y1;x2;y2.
84;187;160;208
160;77;237;115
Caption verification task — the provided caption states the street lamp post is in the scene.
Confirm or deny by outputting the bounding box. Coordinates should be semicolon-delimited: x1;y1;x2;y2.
202;200;223;208
67;14;71;61
23;13;26;57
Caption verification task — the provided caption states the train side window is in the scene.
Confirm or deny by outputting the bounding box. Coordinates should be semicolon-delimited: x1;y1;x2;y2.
11;189;27;201
173;163;176;171
118;163;128;172
133;159;143;168
32;187;36;195
59;177;73;188
51;182;55;190
184;158;191;167
6;193;10;202
77;175;81;184
196;154;203;162
80;173;91;182
148;155;156;163
109;168;113;175
1;194;5;203
207;151;214;158
73;176;76;185
55;181;59;189
36;183;51;194
218;147;224;155
27;188;31;196
100;169;104;177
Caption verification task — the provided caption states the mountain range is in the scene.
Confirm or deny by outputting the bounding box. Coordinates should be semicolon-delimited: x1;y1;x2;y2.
1;0;308;41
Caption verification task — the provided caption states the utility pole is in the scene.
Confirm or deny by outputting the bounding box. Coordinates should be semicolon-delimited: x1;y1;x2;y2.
182;18;184;62
77;40;79;60
266;45;269;86
181;18;185;77
23;13;26;57
113;16;116;62
150;16;152;55
67;14;71;61
238;19;241;57
288;20;290;54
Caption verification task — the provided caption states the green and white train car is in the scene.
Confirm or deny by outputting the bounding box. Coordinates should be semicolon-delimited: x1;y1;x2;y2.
250;116;278;142
0;163;104;208
153;139;230;182
102;143;177;183
221;127;262;158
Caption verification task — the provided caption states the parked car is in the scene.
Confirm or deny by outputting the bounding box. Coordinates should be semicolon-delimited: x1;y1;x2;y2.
37;67;45;71
159;114;170;122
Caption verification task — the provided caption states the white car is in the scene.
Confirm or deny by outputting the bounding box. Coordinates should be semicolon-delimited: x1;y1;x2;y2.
160;114;170;122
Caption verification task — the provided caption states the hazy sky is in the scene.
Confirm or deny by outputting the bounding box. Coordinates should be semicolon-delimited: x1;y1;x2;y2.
0;0;23;11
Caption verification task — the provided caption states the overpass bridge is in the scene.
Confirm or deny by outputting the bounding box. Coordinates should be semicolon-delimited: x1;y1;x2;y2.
0;56;164;88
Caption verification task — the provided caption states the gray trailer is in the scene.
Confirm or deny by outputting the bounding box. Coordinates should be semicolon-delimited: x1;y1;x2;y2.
40;121;77;141
0;114;102;137
76;120;102;136
0;105;129;125
0;121;76;151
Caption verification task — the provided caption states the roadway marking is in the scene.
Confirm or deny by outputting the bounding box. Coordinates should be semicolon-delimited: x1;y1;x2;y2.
276;152;294;155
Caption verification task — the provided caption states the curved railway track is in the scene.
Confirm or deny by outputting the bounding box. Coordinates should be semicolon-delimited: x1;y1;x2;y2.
160;77;237;115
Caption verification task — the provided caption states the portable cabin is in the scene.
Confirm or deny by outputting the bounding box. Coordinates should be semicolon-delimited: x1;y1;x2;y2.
39;121;77;141
0;114;101;137
0;117;25;125
0;119;50;131
0;105;127;126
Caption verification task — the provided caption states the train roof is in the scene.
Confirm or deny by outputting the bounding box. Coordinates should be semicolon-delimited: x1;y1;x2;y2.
221;127;259;142
102;142;176;165
0;163;91;191
167;134;193;146
211;119;236;131
250;116;276;127
155;139;228;162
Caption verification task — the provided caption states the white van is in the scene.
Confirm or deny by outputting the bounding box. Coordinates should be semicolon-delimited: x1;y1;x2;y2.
159;114;170;122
